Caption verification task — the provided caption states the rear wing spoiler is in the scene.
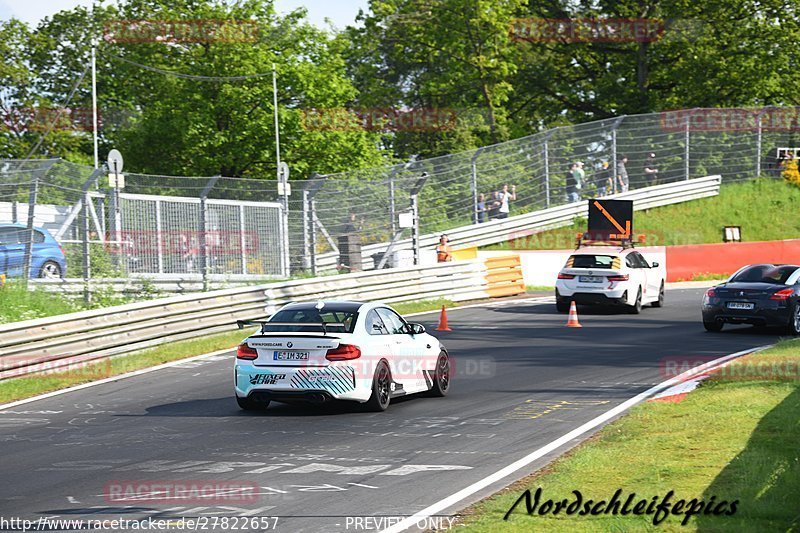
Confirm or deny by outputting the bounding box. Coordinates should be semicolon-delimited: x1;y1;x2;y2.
236;320;346;334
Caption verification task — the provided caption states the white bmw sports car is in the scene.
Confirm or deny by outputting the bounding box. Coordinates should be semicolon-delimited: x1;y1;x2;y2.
234;300;450;411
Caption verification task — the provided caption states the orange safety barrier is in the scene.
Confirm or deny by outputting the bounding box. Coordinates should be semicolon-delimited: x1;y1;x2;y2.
666;239;800;282
484;254;526;298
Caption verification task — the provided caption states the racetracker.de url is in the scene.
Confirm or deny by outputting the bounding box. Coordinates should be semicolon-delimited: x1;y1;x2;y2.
0;516;280;531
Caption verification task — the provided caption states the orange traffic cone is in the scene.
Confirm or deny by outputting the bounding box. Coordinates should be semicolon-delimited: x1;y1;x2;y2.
435;305;452;331
566;301;582;328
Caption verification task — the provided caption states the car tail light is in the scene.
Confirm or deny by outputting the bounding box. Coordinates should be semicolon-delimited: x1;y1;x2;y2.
770;288;794;301
607;274;629;282
558;273;575;280
705;288;717;298
326;344;361;361
236;343;258;360
59;246;66;256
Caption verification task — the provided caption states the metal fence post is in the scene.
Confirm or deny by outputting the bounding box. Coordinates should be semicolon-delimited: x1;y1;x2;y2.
155;200;164;274
543;140;550;207
310;198;318;276
82;191;91;303
22;159;57;287
684;113;691;180
302;188;310;271
409;173;428;266
756;110;764;178
239;204;247;275
470;149;483;223
199;176;219;291
388;167;399;234
11;201;17;224
302;174;326;276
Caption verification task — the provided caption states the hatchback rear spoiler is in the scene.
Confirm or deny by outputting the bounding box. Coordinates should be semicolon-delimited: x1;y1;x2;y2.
237;320;346;334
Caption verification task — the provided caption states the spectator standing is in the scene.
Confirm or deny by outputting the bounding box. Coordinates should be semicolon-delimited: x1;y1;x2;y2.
497;184;517;219
617;156;629;193
476;193;487;223
486;191;501;219
595;161;612;196
566;162;578;203
574;162;585;197
436;234;453;262
644;152;659;186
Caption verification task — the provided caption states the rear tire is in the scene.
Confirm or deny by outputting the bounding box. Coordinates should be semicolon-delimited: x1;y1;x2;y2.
39;261;62;278
556;298;570;313
629;287;643;314
703;320;724;332
787;303;800;336
428;351;451;397
652;281;665;308
236;395;269;411
365;361;392;412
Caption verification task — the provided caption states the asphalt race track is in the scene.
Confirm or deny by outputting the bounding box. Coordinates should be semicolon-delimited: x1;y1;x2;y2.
0;289;778;532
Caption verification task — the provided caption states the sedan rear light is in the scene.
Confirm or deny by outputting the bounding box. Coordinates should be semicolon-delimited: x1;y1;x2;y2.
326;344;361;361
557;273;575;280
770;288;794;301
705;288;717;298
607;274;629;282
236;343;258;360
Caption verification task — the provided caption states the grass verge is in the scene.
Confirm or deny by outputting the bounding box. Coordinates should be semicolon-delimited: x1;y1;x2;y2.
0;297;461;404
457;339;800;532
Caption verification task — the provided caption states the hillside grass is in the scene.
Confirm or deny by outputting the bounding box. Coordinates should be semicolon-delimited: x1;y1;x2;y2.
486;178;800;250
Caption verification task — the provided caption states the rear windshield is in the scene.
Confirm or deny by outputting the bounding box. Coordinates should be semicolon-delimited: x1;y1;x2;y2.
730;265;798;285
569;255;615;269
261;308;358;333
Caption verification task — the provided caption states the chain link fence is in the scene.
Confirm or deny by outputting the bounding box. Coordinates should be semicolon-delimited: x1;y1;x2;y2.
1;107;798;292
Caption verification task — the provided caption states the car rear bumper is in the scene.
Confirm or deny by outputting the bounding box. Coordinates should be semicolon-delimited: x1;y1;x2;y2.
702;303;791;326
234;363;368;402
557;288;628;305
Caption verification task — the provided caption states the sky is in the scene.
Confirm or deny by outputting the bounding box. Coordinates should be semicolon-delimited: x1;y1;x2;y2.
0;0;370;29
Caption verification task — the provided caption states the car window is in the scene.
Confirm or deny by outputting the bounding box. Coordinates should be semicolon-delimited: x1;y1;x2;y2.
33;230;45;244
625;254;639;269
262;308;357;333
0;228;22;245
731;265;797;284
570;255;615;269
376;308;407;335
632;252;650;268
365;309;389;335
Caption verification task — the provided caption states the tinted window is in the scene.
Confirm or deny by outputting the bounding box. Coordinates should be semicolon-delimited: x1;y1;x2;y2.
635;253;650;268
365;310;388;335
376;308;407;334
571;255;615;268
730;265;798;285
33;230;45;244
0;228;22;245
262;307;357;333
625;255;638;268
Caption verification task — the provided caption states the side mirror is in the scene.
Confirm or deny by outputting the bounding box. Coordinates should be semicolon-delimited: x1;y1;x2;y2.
651;262;660;268
408;323;425;335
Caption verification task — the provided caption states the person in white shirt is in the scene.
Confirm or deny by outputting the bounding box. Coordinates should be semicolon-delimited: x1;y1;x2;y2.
497;184;517;219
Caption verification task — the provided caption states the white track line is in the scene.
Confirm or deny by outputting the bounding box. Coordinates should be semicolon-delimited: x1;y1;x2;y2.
0;348;233;411
380;344;771;533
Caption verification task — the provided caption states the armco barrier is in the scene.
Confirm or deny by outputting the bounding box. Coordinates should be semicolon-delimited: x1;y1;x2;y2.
315;175;722;271
0;260;492;380
665;239;800;282
484;255;526;298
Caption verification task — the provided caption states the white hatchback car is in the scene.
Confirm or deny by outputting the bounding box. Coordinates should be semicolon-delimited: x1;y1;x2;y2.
234;300;450;412
555;247;666;313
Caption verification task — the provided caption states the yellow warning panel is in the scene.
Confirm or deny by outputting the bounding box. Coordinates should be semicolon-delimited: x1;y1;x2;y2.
452;247;477;260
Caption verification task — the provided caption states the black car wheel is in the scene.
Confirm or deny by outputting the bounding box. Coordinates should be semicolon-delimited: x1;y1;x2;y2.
652;281;665;308
703;320;724;332
788;304;800;336
629;287;643;314
556;298;570;313
39;261;62;278
428;351;451;397
365;361;392;412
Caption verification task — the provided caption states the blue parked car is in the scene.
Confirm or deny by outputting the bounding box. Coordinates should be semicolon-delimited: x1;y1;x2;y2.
0;224;67;278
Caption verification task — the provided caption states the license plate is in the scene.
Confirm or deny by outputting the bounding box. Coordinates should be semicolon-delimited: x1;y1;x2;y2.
273;351;309;361
727;302;754;310
579;275;603;283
